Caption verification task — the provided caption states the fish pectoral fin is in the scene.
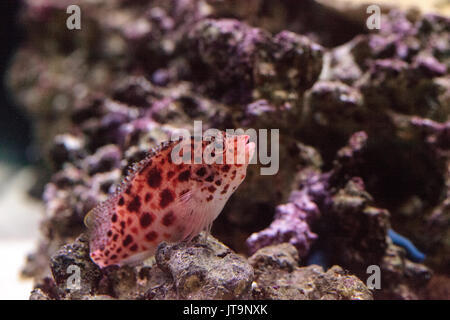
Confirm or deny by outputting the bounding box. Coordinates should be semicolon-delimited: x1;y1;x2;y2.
172;190;206;242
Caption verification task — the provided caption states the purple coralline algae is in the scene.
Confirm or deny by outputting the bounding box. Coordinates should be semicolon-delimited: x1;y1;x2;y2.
246;190;320;258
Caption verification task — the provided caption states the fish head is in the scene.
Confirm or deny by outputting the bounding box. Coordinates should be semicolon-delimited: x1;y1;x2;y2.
188;133;255;221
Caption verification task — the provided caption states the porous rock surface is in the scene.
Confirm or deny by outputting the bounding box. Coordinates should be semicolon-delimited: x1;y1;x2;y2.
249;243;373;300
31;233;254;300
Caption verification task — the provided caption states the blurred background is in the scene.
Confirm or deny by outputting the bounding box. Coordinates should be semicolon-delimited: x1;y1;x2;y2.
0;1;41;299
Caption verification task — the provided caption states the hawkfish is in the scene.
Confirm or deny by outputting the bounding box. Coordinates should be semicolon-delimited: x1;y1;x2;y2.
84;132;255;268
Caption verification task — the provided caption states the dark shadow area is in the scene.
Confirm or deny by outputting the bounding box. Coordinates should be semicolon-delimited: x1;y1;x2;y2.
360;139;444;213
0;0;31;165
258;0;367;48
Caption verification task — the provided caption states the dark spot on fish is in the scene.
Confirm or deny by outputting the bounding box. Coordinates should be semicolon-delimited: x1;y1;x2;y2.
125;186;132;194
140;212;154;228
145;193;152;203
206;195;213;201
107;231;112;237
167;171;175;179
118;197;125;206
208;186;216;193
205;174;214;182
196;167;206;177
122;235;133;247
147;167;162;188
160;188;174;208
215;180;222;186
178;170;190;182
221;165;230;172
110;254;117;260
127;195;141;213
146;231;158;241
221;184;230;194
111;214;118;222
113;234;118;241
162;211;176;226
130;244;138;252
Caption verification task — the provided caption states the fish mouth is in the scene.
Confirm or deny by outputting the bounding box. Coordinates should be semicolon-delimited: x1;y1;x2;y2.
224;134;255;165
243;135;256;164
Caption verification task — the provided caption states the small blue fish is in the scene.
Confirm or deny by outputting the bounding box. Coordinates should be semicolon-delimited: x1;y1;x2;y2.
388;229;425;263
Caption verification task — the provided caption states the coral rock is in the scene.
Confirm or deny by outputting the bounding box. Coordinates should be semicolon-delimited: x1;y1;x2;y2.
156;234;254;299
250;244;373;300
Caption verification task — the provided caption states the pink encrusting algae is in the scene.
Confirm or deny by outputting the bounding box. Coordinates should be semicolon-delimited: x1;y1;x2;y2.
84;132;256;268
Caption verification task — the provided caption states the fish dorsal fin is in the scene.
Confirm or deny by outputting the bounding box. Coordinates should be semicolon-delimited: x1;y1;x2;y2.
84;193;118;231
111;138;183;197
84;138;184;230
84;208;94;228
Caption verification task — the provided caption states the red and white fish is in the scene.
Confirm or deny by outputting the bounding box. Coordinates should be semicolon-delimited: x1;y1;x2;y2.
84;132;255;268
